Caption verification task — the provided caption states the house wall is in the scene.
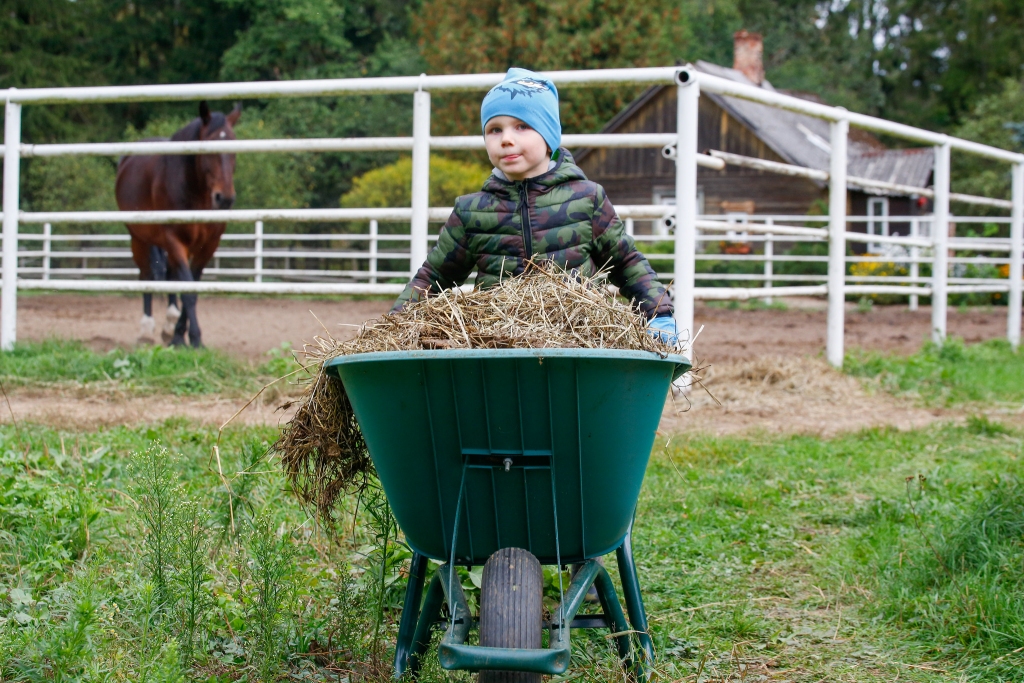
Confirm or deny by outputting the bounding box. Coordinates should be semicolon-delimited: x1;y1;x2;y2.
848;192;926;254
575;86;826;216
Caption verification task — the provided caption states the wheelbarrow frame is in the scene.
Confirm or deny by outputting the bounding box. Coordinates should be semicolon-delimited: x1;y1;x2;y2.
325;348;689;680
392;519;654;679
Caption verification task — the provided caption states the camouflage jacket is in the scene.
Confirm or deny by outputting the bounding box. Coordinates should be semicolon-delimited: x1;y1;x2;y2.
392;149;673;318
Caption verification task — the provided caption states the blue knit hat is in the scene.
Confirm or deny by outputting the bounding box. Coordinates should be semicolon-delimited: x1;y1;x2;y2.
480;68;561;157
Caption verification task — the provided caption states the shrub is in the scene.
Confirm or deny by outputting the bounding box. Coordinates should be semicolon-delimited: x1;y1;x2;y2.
340;155;490;210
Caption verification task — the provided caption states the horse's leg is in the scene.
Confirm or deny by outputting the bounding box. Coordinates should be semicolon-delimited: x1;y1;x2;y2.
179;225;224;349
149;245;180;338
163;239;201;348
131;235;156;342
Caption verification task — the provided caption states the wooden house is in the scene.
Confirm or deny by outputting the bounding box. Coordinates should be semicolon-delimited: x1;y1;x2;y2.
574;32;935;253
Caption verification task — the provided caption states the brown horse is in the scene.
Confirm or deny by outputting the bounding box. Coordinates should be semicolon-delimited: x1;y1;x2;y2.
115;101;241;347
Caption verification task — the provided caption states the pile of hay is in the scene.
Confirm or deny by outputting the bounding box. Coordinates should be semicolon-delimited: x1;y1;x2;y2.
276;263;680;523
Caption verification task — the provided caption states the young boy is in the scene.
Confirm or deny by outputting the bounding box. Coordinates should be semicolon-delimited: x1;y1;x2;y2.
392;67;679;344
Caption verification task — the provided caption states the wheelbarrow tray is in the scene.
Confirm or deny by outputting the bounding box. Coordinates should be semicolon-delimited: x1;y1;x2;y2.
326;348;690;566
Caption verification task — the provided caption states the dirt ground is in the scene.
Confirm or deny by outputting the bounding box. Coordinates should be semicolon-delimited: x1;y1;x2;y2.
9;292;1012;361
2;293;1016;435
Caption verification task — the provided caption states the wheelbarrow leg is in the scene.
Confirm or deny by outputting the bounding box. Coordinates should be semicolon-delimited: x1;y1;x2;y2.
394;553;428;679
407;570;446;678
591;565;632;664
616;521;655;681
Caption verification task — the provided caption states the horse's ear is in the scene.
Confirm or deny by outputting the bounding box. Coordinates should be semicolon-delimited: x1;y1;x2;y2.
199;101;211;126
227;103;242;126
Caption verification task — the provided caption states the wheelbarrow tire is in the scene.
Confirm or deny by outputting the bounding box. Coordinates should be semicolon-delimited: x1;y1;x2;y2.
478;547;544;683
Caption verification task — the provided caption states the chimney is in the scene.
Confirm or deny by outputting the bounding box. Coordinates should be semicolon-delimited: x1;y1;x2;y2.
733;30;764;86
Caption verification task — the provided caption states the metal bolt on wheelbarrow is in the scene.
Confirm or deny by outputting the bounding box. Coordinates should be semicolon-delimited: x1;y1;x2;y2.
326;348;691;681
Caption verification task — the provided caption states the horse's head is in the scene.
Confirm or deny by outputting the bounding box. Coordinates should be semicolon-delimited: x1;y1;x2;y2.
197;101;242;210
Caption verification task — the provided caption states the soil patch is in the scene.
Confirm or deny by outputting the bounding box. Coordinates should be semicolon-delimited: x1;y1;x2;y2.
8;293;1011;361
6;355;1013;437
660;355;950;437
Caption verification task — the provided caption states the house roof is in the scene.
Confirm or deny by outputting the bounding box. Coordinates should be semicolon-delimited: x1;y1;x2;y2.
846;147;934;196
578;61;933;195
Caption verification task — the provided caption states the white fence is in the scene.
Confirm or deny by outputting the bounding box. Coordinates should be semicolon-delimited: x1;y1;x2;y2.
1;66;1023;366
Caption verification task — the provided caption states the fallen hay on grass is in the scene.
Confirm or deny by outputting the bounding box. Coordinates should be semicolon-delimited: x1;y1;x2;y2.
275;263;684;524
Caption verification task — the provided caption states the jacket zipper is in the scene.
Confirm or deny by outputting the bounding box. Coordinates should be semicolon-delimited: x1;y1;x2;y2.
518;181;533;258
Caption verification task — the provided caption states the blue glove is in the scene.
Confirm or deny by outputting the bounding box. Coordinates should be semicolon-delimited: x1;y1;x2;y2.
647;316;679;346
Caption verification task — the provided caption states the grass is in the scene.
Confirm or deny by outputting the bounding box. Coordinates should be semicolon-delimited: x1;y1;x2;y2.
639;422;1024;682
845;337;1024;406
2;417;1023;681
0;339;300;395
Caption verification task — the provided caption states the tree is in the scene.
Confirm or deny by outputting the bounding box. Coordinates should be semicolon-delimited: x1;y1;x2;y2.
950;79;1024;203
0;0;116;143
875;0;1024;130
414;0;692;135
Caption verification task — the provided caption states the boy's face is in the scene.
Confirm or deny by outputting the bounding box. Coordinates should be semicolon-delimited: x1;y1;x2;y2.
484;116;551;181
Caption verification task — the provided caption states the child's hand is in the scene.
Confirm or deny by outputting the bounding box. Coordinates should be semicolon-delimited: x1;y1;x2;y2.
647;316;679;347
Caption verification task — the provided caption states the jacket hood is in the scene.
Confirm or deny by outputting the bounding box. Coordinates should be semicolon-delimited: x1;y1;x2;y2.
481;148;587;194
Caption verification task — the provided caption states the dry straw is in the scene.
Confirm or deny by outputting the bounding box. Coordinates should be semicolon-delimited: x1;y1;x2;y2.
276;262;682;524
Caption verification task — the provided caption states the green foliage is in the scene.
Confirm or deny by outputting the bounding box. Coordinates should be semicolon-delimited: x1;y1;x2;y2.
0;339;286;395
845;338;1024;406
341;155;491;209
129;446;184;607
246;515;296;680
417;0;692;135
23;156;118;213
171;501;213;668
0;423;391;680
951;79;1024;202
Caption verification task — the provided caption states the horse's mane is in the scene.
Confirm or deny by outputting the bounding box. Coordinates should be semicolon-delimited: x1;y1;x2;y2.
171;112;228;142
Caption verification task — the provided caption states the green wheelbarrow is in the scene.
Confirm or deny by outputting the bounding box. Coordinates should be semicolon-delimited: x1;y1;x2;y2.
326;348;690;681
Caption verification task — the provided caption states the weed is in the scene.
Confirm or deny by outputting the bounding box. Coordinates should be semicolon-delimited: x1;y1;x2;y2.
856;296;874;313
172;501;213;669
247;515;296;681
128;446;183;606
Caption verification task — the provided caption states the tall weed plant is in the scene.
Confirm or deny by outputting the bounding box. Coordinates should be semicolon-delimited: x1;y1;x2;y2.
247;515;297;681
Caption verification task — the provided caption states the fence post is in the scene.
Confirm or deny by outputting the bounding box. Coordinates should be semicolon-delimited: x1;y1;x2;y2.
253;220;263;283
763;218;773;305
369;218;379;284
1009;162;1023;349
410;82;431;276
932;142;951;344
826;116;849;368
2;96;22;351
674;71;699;357
625;217;634;237
42;222;51;281
909;218;919;311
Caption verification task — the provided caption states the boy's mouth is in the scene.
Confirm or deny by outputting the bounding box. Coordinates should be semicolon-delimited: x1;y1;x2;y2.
501;154;521;163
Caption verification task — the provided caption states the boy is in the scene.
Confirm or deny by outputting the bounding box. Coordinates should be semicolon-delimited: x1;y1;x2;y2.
392;67;679;345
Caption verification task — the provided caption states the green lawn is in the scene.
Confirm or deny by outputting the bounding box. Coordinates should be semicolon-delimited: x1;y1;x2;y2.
845;337;1024;406
2;418;1021;681
2;338;1023;681
0;339;301;395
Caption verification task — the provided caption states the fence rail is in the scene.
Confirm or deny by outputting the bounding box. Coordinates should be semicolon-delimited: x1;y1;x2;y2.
2;65;1023;364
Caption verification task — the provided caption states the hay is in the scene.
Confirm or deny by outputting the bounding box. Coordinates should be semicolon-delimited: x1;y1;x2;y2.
275;262;680;524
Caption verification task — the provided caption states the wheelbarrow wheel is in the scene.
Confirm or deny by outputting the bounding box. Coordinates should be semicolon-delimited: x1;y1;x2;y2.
478;547;544;683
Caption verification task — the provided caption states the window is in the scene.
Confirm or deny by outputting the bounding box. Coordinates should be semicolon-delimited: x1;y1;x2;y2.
867;197;889;252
